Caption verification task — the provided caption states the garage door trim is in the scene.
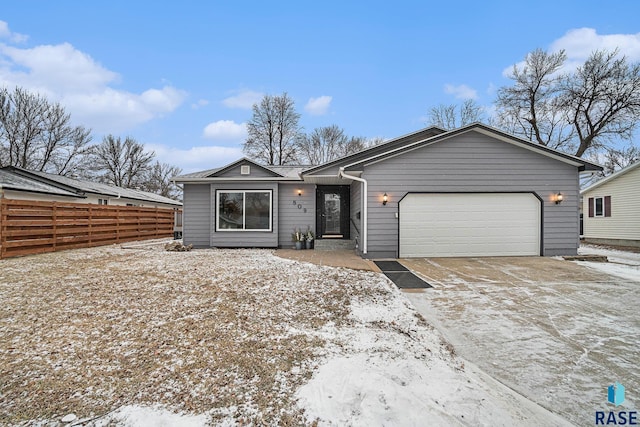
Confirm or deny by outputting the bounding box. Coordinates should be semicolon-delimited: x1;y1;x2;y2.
397;191;543;257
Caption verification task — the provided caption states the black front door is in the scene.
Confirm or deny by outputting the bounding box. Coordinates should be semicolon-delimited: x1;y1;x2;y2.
316;185;350;239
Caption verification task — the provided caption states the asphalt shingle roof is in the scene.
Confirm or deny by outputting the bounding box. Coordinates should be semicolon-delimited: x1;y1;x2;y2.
1;167;182;206
0;169;80;197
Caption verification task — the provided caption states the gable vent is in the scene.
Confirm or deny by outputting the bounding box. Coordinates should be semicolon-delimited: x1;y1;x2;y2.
241;165;250;175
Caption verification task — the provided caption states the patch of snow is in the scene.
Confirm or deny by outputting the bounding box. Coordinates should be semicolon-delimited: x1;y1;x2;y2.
579;244;640;265
297;354;571;426
579;244;640;281
94;405;209;427
296;273;571;426
577;260;640;282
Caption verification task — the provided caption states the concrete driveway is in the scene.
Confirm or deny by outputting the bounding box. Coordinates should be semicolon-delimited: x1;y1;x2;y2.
401;256;639;426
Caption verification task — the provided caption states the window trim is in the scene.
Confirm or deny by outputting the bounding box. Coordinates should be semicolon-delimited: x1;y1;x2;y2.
594;196;604;217
215;189;273;232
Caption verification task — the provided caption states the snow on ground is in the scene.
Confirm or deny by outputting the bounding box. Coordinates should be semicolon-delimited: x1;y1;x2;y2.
295;296;571;426
402;254;640;427
0;242;571;426
579;243;640;281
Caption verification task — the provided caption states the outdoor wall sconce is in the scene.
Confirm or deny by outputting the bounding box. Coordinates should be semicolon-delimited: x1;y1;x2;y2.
297;189;302;197
382;193;388;205
554;192;564;204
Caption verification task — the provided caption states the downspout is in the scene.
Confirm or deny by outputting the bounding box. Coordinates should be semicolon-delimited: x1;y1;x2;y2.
339;167;367;255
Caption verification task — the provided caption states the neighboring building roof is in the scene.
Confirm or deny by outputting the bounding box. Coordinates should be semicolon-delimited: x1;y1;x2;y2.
580;161;640;194
0;169;81;198
2;167;182;206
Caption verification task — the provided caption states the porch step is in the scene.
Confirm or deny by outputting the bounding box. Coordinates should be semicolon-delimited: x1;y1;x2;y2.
314;239;357;251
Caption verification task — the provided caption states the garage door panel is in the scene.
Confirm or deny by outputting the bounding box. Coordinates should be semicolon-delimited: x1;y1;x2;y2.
399;193;540;257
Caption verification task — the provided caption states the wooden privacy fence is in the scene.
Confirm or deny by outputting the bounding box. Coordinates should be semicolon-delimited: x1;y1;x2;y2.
0;198;179;259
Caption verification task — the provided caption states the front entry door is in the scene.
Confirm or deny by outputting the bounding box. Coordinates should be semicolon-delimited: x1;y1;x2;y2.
316;186;350;239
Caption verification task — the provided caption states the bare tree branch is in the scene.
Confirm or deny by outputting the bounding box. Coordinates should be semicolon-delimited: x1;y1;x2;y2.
0;86;92;174
92;135;154;188
243;93;301;165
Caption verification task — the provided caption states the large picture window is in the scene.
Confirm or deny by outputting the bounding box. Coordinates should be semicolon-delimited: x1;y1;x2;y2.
216;190;272;231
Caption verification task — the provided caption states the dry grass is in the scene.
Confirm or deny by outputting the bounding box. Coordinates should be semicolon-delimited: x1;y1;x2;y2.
0;243;386;425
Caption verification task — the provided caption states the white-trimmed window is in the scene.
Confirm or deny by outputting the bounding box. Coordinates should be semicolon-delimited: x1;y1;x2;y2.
588;196;611;218
594;196;604;217
216;190;272;231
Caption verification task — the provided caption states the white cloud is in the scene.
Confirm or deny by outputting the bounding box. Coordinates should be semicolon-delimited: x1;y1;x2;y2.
304;95;332;115
191;99;209;109
222;89;263;109
203;120;247;141
146;143;244;173
0;28;186;133
503;28;640;77
0;21;28;43
551;28;640;61
444;84;478;100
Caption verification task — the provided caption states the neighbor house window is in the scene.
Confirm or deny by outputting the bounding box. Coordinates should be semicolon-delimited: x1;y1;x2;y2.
98;198;108;205
588;196;611;218
216;190;272;231
594;197;604;217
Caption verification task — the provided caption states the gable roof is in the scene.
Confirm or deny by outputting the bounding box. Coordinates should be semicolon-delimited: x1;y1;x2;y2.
305;123;602;174
302;125;446;175
210;157;284;178
173;123;602;183
580;161;640;194
173;157;307;182
3;167;182;206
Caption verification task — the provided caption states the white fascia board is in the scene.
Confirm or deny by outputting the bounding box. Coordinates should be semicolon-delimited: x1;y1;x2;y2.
356;127;585;169
174;177;302;184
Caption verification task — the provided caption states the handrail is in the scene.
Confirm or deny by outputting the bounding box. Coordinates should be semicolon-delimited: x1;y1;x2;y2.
349;217;360;235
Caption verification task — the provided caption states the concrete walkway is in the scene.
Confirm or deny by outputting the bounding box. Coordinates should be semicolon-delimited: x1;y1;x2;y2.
400;256;640;426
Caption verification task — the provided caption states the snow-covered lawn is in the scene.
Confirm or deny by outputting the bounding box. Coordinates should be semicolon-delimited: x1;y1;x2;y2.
0;242;568;426
579;243;640;282
403;253;640;427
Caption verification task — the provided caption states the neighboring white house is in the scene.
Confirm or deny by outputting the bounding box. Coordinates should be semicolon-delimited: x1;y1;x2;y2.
0;166;182;209
581;161;640;247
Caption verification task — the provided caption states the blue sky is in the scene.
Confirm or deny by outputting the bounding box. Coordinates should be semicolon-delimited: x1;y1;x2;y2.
1;1;639;172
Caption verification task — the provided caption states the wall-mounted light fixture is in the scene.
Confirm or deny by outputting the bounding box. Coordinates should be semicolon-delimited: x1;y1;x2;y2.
382;193;388;206
554;192;564;204
297;189;302;197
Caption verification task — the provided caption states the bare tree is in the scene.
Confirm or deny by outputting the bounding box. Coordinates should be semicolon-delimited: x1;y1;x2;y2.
495;48;640;157
295;126;380;165
561;49;640;157
142;161;183;199
588;144;640;177
0;86;92;175
92;135;154;188
243;93;301;165
296;125;347;164
427;99;486;129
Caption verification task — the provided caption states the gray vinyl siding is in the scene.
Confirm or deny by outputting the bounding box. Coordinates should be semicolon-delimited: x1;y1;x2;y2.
217;162;278;178
305;128;445;176
211;182;278;247
183;183;211;247
278;183;316;248
363;131;580;258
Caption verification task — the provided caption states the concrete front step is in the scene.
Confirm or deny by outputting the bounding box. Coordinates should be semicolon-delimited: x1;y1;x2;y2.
314;239;356;251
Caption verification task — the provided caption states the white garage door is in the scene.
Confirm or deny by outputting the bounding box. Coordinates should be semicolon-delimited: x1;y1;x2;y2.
399;193;540;257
